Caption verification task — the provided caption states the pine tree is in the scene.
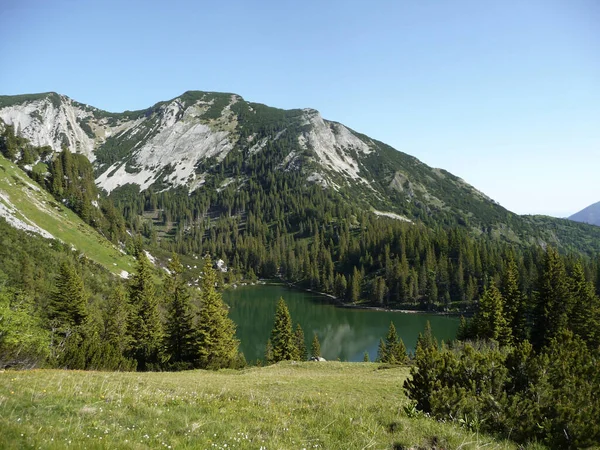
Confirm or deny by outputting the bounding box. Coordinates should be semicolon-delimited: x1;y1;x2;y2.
473;283;512;345
425;270;438;309
569;263;600;348
311;333;321;358
268;297;297;362
128;251;164;371
334;273;347;299
502;256;527;342
164;254;197;368
378;322;408;363
48;261;88;328
456;315;475;340
294;323;307;361
416;321;438;352
196;258;239;369
102;284;130;354
349;267;361;302
363;351;370;362
531;247;573;350
403;322;442;413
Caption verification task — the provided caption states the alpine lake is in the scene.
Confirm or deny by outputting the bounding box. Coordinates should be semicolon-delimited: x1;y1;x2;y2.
222;284;460;363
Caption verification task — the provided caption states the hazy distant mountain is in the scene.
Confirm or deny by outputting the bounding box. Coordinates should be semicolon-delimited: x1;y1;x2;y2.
569;201;600;227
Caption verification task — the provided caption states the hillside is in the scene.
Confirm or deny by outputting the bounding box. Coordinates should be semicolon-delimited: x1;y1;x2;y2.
569;200;600;227
2;91;600;315
0;363;528;450
0;154;133;276
1;91;599;256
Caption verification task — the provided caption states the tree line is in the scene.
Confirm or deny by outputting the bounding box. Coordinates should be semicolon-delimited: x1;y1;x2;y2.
1;245;242;371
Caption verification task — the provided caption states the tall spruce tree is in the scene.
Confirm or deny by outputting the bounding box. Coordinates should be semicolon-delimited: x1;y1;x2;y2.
268;297;297;363
164;254;197;368
531;247;573;350
48;261;88;329
196;258;239;369
473;283;512;345
383;322;408;363
502;256;528;342
102;284;130;355
569;263;600;348
128;250;164;371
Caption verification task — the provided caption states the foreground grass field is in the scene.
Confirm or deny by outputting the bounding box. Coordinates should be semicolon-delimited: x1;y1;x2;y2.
1;363;538;449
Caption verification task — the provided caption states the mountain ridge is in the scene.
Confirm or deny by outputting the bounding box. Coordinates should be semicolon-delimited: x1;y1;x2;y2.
0;90;506;224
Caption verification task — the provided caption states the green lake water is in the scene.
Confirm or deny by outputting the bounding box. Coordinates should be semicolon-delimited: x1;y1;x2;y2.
222;284;460;363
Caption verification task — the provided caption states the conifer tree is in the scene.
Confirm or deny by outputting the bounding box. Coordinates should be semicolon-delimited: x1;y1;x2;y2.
128;251;164;371
363;351;370;362
164;254;197;368
48;261;88;328
569;263;600;348
404;322;442;412
416;321;438;352
456;315;474;341
349;267;361;302
293;323;307;361
311;333;321;358
268;297;297;362
378;322;408;363
473;283;512;345
531;247;572;350
502;256;527;342
196;258;239;369
334;273;347;299
102;284;130;354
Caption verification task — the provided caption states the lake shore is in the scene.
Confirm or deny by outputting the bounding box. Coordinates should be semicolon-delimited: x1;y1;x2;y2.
227;279;465;316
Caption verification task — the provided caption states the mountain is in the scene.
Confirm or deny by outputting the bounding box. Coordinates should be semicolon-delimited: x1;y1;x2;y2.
569;201;600;227
1;91;600;257
0;92;502;223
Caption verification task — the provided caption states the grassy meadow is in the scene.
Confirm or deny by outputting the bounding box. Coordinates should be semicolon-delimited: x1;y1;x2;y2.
0;362;540;450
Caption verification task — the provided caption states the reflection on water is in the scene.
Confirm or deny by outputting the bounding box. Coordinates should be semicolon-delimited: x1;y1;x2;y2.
222;284;459;363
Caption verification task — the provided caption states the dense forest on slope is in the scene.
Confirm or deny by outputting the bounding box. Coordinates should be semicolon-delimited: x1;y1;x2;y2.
3;118;600;313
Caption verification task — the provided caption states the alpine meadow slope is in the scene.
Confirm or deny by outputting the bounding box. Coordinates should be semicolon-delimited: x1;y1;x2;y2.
0;154;133;276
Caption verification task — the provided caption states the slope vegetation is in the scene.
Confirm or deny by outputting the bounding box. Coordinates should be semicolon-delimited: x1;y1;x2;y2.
0;155;133;275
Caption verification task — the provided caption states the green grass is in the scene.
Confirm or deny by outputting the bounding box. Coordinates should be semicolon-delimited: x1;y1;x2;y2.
0;156;134;275
0;363;538;449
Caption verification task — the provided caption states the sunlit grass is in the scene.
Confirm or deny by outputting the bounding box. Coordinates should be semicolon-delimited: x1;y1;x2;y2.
0;156;133;275
0;363;535;449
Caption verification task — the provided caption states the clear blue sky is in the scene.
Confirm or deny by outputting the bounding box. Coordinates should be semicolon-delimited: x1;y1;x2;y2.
1;0;598;217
